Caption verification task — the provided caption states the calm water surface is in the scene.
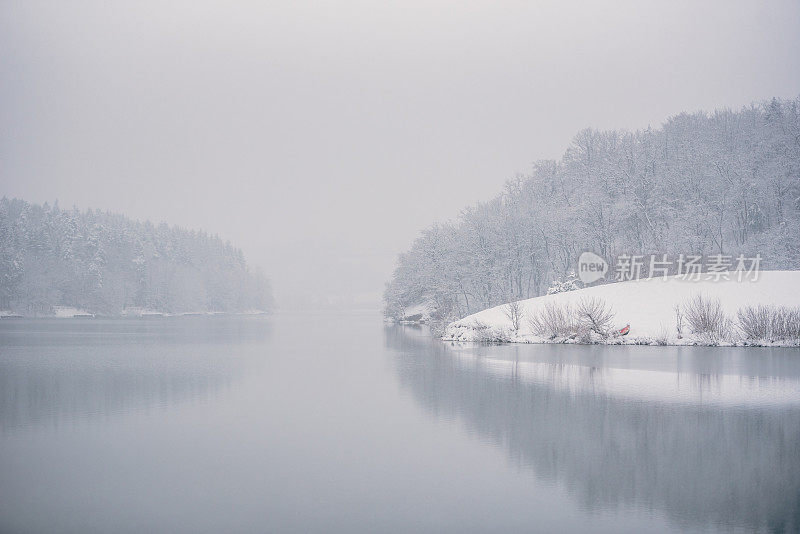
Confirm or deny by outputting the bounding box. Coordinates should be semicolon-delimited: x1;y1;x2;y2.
1;314;799;533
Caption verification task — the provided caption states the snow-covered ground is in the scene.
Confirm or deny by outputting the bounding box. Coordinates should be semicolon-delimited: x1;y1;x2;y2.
444;271;800;346
119;309;269;317
52;306;94;318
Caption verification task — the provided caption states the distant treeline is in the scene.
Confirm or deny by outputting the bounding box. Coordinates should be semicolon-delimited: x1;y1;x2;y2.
0;198;272;315
385;97;800;321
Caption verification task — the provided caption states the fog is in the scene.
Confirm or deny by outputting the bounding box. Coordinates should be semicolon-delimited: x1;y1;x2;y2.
2;1;799;308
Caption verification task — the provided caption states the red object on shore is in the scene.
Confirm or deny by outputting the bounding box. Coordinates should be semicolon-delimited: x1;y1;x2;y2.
619;324;630;336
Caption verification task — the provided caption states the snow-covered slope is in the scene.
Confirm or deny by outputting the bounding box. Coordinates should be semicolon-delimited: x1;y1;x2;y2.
444;271;800;345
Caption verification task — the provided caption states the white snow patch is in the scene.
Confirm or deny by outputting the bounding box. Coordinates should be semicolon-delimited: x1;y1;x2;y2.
122;308;269;317
122;308;164;317
52;306;94;318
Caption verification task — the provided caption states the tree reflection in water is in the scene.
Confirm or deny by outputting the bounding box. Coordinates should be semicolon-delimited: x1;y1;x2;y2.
386;324;800;532
0;317;271;429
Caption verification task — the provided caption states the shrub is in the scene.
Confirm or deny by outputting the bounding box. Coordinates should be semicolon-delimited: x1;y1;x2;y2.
736;305;773;340
448;320;513;342
737;305;800;341
683;294;731;342
576;297;615;336
777;307;800;340
528;302;577;339
653;325;670;346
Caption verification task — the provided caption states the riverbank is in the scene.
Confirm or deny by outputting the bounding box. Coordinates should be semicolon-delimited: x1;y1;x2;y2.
443;271;800;347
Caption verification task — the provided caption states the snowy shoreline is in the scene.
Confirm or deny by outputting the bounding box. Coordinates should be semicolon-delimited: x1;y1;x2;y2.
0;308;270;319
443;271;800;348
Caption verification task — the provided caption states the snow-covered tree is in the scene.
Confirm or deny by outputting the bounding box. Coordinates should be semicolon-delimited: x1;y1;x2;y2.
385;97;800;321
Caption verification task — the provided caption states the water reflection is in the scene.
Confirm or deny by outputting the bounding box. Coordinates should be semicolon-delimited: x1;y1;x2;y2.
0;317;270;430
386;325;800;532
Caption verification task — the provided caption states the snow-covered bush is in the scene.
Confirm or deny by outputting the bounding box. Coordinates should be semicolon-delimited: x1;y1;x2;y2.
529;298;615;340
576;297;615;337
737;305;774;340
528;302;578;339
546;271;581;295
777;308;800;340
442;318;515;342
653;326;670;346
737;305;800;341
684;294;731;342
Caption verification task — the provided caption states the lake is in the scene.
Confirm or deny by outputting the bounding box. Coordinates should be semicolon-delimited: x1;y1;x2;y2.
1;314;799;533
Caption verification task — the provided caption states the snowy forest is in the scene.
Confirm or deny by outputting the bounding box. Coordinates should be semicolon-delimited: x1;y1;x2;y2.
385;97;800;322
0;198;272;316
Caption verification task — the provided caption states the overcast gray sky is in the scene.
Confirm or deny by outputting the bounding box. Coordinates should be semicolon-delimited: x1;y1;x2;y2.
2;0;799;308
